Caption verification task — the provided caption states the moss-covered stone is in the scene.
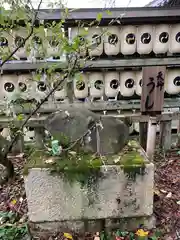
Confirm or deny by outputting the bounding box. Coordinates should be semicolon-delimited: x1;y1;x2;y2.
23;149;102;185
118;140;147;179
24;140;148;183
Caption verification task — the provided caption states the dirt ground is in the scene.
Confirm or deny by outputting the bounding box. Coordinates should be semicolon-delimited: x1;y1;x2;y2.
153;149;180;239
0;148;179;239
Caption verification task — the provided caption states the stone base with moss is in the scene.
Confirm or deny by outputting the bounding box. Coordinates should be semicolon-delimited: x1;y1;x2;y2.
24;141;155;232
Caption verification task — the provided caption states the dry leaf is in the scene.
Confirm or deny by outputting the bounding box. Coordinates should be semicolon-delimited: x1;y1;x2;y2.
45;158;55;164
160;189;167;193
154;189;161;195
114;157;121;164
64;233;73;240
69;151;76;156
11;199;17;205
166;192;172;198
16;153;25;158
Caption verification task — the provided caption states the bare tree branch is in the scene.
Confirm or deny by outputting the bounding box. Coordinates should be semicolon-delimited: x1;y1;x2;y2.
0;0;43;67
0;0;43;180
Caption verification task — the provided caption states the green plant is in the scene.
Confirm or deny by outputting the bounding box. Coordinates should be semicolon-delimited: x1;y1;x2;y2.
0;211;18;224
0;224;28;240
99;228;162;240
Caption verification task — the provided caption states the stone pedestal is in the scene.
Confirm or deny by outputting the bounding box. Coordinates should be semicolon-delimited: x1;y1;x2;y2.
24;161;154;232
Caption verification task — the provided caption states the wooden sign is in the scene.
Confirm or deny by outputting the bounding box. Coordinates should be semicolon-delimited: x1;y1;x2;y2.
141;66;166;115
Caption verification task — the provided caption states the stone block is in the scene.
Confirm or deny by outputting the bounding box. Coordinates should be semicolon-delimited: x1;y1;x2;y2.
24;163;154;223
105;215;156;231
29;219;104;233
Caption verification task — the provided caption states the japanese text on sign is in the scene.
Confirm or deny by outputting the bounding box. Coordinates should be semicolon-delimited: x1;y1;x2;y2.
141;66;166;114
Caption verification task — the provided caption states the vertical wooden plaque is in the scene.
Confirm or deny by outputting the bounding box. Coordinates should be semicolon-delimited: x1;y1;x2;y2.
141;66;166;115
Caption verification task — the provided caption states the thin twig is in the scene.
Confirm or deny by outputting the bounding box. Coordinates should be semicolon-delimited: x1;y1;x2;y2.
0;0;43;67
63;122;97;151
95;121;107;171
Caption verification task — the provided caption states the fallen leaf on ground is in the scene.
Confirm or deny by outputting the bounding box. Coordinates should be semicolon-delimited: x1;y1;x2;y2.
165;192;172;198
160;189;167;193
64;233;73;239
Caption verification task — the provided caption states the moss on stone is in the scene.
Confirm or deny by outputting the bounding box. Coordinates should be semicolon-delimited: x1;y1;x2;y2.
23;140;148;183
118;140;147;179
23;149;102;185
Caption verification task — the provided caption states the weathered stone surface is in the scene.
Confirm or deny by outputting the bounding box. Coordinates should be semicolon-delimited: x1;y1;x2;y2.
88;117;129;155
30;219;103;233
29;216;155;233
30;220;85;233
44;106;100;144
0;135;9;184
24;163;154;223
44;107;129;155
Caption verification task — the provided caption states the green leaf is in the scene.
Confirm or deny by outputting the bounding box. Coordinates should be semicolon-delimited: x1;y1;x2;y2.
75;73;83;82
0;224;27;240
65;8;69;16
154;230;162;237
129;232;135;239
105;10;112;15
17;114;24;121
149;237;158;240
120;231;129;237
96;12;102;22
33;73;42;82
52;21;56;26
